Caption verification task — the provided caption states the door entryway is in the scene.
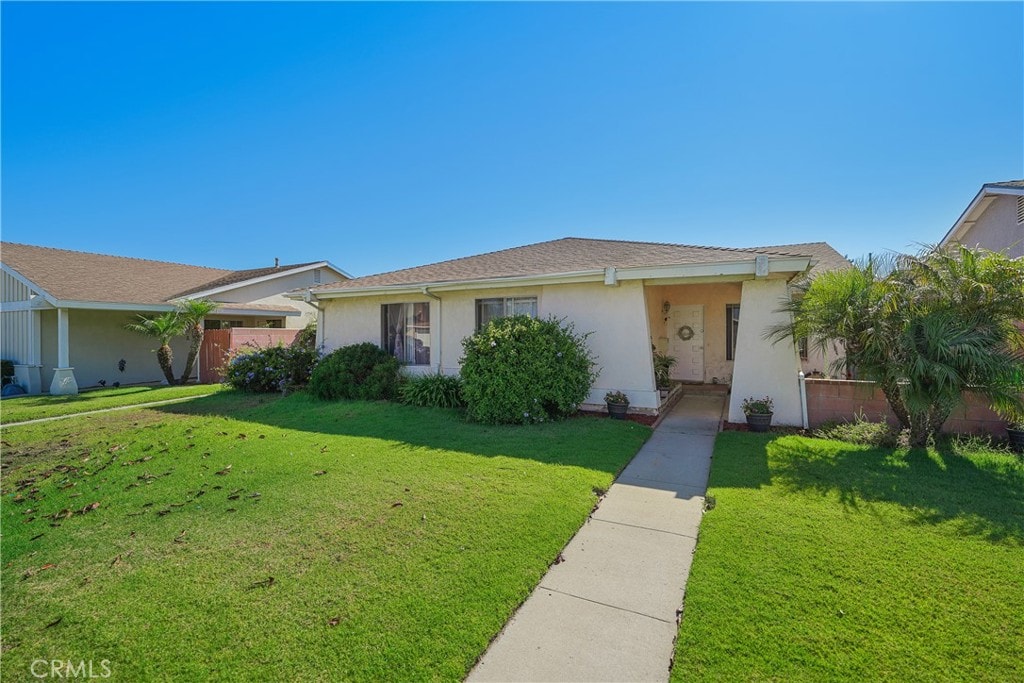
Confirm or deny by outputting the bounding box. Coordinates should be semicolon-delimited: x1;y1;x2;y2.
668;304;704;382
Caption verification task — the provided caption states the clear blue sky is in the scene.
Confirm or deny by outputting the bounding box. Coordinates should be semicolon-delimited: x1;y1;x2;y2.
3;2;1022;276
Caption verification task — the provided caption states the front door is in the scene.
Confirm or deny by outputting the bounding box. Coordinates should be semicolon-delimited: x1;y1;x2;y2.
668;305;704;383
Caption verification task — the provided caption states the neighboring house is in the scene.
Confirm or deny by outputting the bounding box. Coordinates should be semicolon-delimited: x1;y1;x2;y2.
292;237;848;426
0;242;348;395
940;180;1024;257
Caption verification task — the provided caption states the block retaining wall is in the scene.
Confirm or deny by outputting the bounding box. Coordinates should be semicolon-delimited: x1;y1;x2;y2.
804;378;1009;436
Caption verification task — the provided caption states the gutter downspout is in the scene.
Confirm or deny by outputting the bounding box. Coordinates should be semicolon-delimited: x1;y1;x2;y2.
798;371;809;430
422;287;442;373
304;289;327;351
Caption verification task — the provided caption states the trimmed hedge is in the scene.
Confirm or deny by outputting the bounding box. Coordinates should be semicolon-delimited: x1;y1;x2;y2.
460;315;597;424
309;343;400;401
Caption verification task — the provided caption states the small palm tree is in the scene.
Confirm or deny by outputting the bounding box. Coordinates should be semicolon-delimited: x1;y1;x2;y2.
176;299;220;385
124;312;184;385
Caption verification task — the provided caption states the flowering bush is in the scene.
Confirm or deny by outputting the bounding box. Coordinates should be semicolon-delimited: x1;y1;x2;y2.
604;390;629;405
223;343;319;393
460;315;597;425
741;395;774;416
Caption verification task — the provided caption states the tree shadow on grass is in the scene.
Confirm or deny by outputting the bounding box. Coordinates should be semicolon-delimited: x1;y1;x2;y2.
154;391;648;477
767;435;1024;545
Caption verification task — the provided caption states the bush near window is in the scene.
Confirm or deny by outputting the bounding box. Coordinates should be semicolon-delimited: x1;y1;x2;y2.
309;342;400;401
460;315;597;425
291;321;317;352
399;372;466;409
223;343;319;393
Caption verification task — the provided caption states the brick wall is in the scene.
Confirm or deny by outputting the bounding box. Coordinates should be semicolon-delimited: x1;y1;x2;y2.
804;378;1009;436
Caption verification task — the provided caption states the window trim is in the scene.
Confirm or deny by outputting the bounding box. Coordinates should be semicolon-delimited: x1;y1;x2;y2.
475;296;539;331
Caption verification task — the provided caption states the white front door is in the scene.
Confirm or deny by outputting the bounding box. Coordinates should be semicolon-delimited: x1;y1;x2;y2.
668;305;704;383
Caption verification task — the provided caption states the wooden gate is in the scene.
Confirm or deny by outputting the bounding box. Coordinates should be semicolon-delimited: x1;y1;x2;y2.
199;330;231;384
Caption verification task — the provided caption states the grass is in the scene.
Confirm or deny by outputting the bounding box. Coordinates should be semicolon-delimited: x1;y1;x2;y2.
0;384;226;423
672;431;1024;682
1;391;648;681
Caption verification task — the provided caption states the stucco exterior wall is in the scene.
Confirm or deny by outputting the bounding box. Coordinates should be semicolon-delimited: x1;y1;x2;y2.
319;280;658;410
35;310;193;391
953;195;1024;258
210;269;342;328
727;279;803;425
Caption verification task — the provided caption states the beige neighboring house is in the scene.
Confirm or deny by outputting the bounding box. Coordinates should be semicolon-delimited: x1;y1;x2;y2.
940;180;1024;257
292;237;848;426
0;242;349;395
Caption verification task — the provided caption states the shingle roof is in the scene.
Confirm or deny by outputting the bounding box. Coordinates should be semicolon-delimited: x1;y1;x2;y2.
983;180;1024;190
0;242;318;305
312;237;849;291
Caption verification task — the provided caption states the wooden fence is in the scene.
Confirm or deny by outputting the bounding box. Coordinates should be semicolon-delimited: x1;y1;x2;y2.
199;328;300;384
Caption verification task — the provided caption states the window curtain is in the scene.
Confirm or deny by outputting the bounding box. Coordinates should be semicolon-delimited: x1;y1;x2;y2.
384;303;430;365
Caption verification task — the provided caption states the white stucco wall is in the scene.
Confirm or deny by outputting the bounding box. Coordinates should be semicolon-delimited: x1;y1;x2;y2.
727;279;803;425
319;280;659;410
953;195;1024;259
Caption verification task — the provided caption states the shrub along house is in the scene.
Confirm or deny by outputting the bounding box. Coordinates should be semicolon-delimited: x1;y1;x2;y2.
0;242;348;395
293;237;848;425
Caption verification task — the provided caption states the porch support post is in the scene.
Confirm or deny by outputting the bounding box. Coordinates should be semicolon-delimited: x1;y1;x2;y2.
727;279;801;425
49;307;78;395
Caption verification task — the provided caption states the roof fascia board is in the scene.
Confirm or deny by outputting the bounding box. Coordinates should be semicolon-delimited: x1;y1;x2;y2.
616;257;811;281
0;298;55;312
176;261;348;301
54;300;175;313
0;264;58;305
215;306;302;317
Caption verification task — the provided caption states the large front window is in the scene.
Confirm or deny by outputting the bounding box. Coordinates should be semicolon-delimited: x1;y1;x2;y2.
382;303;431;365
476;296;538;330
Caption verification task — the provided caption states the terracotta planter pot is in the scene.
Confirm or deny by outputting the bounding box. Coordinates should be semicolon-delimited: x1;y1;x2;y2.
607;402;629;420
746;412;773;432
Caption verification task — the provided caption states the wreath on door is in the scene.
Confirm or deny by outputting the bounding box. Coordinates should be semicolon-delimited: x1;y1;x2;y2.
676;325;695;341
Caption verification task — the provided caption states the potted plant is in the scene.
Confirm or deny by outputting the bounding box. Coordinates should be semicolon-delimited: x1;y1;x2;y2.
605;390;630;420
742;395;774;432
652;352;677;391
1007;415;1024;454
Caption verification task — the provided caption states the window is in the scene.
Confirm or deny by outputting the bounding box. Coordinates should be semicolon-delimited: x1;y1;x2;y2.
798;336;809;361
204;320;244;330
725;304;741;361
475;297;538;330
1017;196;1024;225
264;319;284;329
382;303;431;365
313;268;322;284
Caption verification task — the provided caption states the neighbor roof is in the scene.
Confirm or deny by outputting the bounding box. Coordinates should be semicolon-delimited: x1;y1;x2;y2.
310;237;849;292
0;242;328;306
940;179;1024;247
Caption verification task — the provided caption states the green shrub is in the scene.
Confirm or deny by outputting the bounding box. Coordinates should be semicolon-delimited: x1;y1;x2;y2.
309;343;400;401
813;412;901;448
460;315;597;424
1;359;14;386
291;322;317;352
399;372;465;409
223;343;319;393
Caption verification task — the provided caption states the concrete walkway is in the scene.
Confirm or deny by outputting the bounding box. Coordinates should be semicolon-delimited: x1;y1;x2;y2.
468;394;725;683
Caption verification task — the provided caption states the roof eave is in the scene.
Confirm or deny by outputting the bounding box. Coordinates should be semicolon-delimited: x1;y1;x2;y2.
305;256;813;299
941;184;1024;247
174;261;349;301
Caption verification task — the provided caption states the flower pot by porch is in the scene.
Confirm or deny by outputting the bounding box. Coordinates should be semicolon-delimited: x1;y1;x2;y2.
746;412;773;432
1008;427;1024;454
607;402;629;420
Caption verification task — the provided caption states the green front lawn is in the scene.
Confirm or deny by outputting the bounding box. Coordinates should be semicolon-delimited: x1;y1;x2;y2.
0;384;226;423
672;432;1024;682
1;391;648;681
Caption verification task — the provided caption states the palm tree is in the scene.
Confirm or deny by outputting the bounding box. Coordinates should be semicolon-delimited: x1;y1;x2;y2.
175;299;220;385
772;245;1024;447
124;311;184;385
